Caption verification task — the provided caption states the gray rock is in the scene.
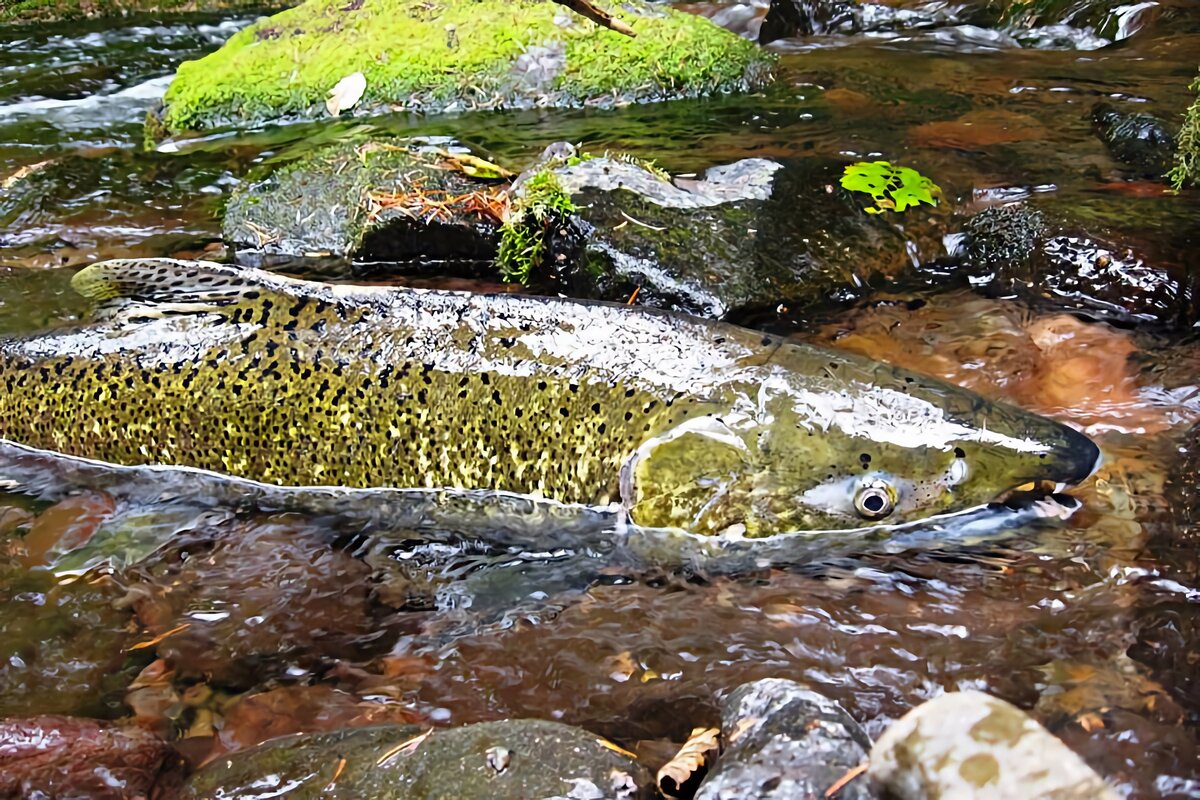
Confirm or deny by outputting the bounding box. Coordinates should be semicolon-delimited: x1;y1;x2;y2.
868;691;1119;800
695;678;871;800
184;719;652;799
556;156;929;319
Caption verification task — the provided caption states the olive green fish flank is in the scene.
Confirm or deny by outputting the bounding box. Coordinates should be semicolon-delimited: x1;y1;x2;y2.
0;259;1099;536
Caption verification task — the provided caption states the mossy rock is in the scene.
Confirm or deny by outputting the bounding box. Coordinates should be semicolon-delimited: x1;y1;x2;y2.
1;0;274;23
224;139;502;265
183;719;652;799
149;0;774;142
551;155;938;319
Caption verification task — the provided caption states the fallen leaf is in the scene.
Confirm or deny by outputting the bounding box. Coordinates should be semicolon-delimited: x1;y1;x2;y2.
326;71;367;117
1;159;54;190
605;651;638;683
376;728;433;766
825;761;868;797
597;737;639;760
126;622;190;652
656;727;720;797
727;717;759;743
432;148;514;180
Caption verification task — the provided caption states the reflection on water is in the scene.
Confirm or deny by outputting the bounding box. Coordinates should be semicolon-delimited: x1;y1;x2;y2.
0;2;1199;796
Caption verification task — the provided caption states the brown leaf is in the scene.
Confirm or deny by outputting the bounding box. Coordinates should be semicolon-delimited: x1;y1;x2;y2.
1;159;54;190
656;726;720;797
376;728;433;766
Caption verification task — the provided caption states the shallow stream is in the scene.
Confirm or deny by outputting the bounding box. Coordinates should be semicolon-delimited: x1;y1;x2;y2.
0;3;1198;796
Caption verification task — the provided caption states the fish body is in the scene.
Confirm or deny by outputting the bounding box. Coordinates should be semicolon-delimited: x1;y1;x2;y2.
0;259;1099;536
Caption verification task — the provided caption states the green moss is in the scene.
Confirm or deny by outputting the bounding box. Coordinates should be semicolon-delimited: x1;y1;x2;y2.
152;0;773;140
497;169;576;284
1;0;271;23
1168;69;1200;191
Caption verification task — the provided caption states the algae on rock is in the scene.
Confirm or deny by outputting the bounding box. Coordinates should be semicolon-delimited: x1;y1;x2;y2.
149;0;774;142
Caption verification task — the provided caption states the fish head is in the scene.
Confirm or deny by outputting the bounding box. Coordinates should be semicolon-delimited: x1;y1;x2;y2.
623;350;1100;537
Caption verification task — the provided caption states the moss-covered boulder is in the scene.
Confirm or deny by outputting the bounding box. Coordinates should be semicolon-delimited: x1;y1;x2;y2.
1091;102;1176;177
183;719;652;799
148;0;774;142
1;0;272;24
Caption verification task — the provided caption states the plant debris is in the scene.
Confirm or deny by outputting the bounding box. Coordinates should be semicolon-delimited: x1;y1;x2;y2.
656;726;720;797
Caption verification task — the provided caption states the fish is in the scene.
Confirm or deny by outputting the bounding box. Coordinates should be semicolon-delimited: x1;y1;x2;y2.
0;258;1100;537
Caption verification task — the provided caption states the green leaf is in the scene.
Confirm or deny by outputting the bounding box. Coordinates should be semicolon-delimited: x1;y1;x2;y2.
840;161;941;214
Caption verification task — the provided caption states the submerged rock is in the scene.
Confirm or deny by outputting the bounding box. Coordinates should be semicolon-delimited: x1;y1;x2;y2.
0;715;182;799
127;520;380;687
148;0;773;141
957;204;1196;327
868;691;1119;799
0;564;137;718
695;678;871;799
183;719;651;798
1091;103;1176;177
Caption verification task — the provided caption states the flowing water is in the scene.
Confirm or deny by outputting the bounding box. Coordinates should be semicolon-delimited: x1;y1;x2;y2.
1;3;1199;796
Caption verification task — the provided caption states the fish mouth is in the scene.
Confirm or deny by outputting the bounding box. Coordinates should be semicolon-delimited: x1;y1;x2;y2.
989;425;1102;508
990;427;1102;509
991;479;1065;507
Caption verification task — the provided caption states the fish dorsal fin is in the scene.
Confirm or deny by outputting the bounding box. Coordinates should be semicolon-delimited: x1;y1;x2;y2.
71;258;274;311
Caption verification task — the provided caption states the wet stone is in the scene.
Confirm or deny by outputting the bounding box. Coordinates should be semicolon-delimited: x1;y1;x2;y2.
868;691;1119;800
183;719;652;799
1091;103;1177;177
0;564;137;718
223;140;500;267
0;715;183;799
758;0;979;44
553;155;928;319
695;678;871;800
956;204;1196;328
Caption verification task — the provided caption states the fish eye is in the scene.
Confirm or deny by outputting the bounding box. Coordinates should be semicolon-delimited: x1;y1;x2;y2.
854;481;895;520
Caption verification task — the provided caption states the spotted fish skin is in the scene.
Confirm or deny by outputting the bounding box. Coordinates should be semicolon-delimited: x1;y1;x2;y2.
0;259;1099;536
